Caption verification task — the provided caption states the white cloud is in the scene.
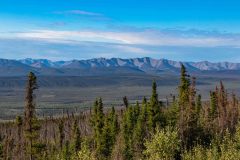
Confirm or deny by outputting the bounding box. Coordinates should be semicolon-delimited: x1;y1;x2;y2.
113;45;150;54
0;37;240;61
53;10;102;16
8;29;240;48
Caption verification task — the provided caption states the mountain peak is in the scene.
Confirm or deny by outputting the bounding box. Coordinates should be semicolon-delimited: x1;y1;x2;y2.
0;57;240;76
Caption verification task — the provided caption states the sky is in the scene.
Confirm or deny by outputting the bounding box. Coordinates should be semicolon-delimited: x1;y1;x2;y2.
1;0;240;61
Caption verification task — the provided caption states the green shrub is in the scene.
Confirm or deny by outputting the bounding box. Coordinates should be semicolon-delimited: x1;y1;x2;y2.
144;127;180;160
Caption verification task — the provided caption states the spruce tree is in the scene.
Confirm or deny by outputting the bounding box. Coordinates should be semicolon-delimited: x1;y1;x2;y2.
90;98;105;158
122;106;134;160
58;119;65;150
24;72;45;160
177;65;199;148
179;64;190;105
93;106;119;159
123;96;129;108
178;64;191;139
196;94;202;115
133;99;148;157
133;101;140;124
90;99;99;128
147;81;162;132
218;81;228;135
16;115;23;155
72;120;81;153
109;107;119;143
210;91;217;118
141;97;148;121
98;116;112;159
96;98;104;147
16;115;23;140
165;95;179;126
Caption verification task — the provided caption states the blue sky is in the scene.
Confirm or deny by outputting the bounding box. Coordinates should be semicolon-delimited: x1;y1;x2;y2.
1;0;240;61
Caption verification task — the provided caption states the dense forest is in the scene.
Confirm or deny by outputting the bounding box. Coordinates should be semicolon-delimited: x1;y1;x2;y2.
1;64;240;160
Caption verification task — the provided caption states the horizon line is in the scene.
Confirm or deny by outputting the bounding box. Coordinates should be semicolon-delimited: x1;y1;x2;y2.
0;56;239;64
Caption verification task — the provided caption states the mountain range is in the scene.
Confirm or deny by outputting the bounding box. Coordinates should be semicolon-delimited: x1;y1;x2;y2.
1;57;240;76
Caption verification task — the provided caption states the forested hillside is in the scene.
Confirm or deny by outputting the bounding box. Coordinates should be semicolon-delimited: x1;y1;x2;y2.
1;64;240;160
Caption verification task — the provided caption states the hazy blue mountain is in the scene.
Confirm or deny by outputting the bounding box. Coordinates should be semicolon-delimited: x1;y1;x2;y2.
19;58;56;68
0;59;35;76
1;57;240;76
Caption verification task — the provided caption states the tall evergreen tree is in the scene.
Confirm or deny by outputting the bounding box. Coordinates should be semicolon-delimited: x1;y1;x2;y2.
177;65;200;148
215;81;228;135
210;91;217;119
98;116;113;159
90;99;99;127
147;81;163;132
72;120;81;153
133;101;140;124
178;64;191;107
122;106;135;160
133;98;148;158
58;119;65;151
196;94;202;115
109;107;119;143
24;72;45;160
94;106;119;160
123;96;129;108
16;115;23;156
90;98;106;158
16;115;23;140
141;97;148;121
165;96;179;126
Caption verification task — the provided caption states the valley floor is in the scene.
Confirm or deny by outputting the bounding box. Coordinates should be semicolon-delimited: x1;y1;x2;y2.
0;75;240;119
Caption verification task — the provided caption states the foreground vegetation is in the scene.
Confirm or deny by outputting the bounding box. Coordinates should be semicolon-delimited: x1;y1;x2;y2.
1;64;240;159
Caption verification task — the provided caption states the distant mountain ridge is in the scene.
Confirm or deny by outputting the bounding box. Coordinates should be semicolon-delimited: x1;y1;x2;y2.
1;57;240;76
